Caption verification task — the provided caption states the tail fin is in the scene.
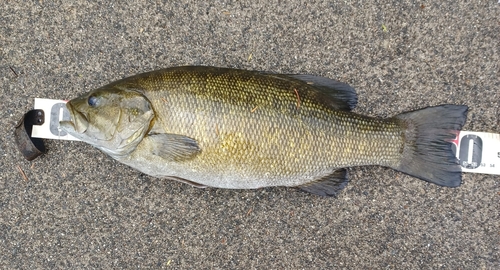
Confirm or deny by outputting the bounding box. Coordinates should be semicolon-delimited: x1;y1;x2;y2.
394;105;468;187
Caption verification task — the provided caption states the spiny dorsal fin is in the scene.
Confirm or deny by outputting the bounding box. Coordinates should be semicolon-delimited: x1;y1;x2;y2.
287;74;357;111
297;169;349;197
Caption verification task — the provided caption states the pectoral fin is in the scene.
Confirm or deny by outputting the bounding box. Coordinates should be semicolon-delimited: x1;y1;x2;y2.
146;133;201;162
297;169;349;197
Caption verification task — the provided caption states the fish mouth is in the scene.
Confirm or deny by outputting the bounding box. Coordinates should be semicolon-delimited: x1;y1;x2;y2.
59;102;89;134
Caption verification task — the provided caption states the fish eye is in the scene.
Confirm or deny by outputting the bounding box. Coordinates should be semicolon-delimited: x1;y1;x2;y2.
88;95;98;107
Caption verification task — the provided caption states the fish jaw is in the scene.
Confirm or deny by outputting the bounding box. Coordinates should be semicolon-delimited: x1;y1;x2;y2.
62;101;89;134
59;104;98;145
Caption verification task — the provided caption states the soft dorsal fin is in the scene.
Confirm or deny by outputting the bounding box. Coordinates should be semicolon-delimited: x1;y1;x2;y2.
297;169;349;197
287;74;358;111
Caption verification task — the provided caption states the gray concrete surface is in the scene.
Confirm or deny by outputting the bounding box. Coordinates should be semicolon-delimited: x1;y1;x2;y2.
1;1;499;268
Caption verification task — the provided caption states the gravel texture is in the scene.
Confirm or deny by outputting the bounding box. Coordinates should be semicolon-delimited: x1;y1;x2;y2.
1;1;499;269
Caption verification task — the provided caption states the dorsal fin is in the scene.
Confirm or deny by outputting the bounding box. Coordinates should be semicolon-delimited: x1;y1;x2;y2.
287;74;358;111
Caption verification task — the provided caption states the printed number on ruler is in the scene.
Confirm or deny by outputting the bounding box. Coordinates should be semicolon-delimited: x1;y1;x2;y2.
453;131;500;175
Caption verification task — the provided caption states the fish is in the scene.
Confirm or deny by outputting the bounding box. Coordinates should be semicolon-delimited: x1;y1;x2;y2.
60;66;468;196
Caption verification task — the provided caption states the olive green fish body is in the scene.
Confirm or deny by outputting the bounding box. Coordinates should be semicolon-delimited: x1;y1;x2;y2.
61;66;468;196
110;67;402;188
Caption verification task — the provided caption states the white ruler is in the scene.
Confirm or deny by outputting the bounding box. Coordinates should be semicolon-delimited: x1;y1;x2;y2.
31;98;500;175
32;98;80;141
453;131;499;175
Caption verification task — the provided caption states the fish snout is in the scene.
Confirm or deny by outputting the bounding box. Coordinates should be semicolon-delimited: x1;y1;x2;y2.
60;102;89;134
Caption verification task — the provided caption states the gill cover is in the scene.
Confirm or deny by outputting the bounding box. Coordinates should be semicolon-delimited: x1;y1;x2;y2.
60;87;154;157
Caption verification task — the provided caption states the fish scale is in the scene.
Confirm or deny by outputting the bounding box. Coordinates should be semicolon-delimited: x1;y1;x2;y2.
61;66;467;196
118;67;404;187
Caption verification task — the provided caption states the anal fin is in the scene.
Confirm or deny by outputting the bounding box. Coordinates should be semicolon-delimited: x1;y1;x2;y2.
297;169;348;197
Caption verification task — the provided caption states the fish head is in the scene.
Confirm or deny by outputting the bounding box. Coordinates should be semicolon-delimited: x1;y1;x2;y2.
60;87;154;157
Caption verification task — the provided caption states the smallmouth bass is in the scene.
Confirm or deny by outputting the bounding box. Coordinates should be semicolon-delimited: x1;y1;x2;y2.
60;66;468;196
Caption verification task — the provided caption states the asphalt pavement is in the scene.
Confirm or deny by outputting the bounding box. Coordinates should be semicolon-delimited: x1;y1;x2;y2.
1;1;499;268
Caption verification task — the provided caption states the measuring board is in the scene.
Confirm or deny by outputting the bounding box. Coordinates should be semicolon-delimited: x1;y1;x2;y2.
30;98;500;175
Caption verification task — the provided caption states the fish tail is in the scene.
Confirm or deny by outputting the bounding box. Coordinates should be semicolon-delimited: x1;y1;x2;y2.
394;105;468;187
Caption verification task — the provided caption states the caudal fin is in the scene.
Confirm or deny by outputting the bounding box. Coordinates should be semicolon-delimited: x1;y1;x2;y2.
394;105;468;187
